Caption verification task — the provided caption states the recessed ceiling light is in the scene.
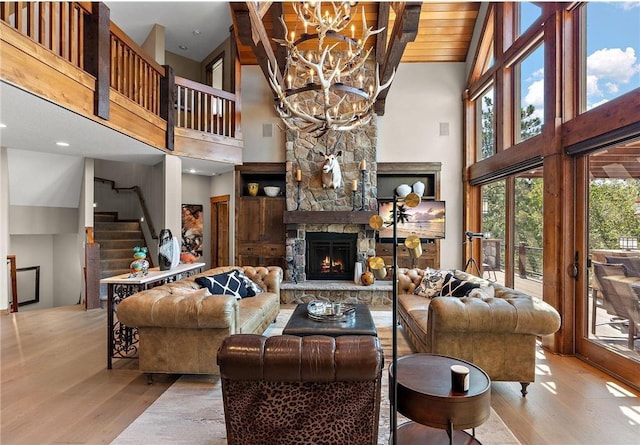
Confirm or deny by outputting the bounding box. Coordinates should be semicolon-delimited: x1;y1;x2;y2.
56;141;70;147
192;29;201;36
179;45;188;51
0;123;6;128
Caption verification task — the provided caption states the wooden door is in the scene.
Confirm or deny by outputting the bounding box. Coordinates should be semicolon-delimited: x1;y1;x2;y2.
236;198;262;243
210;195;230;267
262;198;286;243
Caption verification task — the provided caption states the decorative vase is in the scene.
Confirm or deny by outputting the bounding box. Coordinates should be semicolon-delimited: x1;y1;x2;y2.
129;246;149;277
361;270;375;286
396;184;411;198
354;261;364;284
158;229;173;271
412;181;425;197
247;182;259;196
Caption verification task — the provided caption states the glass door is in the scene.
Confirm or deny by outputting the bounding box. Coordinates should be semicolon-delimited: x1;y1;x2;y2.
577;138;640;384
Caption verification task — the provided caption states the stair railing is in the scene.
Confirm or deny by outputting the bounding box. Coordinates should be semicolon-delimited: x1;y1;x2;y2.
94;177;157;241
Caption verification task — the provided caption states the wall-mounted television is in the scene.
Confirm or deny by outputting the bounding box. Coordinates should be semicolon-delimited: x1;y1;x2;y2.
377;200;446;242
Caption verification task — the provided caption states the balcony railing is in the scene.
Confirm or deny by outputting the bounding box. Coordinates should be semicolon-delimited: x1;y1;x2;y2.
110;23;163;115
0;1;241;153
0;1;89;68
175;77;237;138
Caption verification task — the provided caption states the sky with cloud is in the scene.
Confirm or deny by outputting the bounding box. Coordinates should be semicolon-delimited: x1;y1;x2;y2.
521;1;640;117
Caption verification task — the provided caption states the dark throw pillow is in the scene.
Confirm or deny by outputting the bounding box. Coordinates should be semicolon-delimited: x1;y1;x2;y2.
234;270;264;297
440;273;480;297
195;271;248;299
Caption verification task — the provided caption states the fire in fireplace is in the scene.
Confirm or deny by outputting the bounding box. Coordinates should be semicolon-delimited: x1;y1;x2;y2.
306;233;357;280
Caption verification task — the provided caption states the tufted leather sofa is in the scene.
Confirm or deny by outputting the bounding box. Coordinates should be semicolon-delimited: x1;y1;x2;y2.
217;334;384;445
116;266;282;375
396;268;561;396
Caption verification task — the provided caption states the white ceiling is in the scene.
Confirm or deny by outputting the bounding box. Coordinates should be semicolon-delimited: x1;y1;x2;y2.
0;1;238;177
105;0;232;63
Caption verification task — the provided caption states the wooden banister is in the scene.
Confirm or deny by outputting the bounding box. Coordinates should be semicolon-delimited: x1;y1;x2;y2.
0;2;90;68
175;76;238;138
94;177;157;240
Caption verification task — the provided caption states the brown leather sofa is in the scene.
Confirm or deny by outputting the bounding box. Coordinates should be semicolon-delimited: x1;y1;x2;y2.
116;266;282;375
397;268;561;396
217;334;384;445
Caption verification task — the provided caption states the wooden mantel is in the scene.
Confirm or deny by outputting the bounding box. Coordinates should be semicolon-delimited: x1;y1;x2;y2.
284;211;377;225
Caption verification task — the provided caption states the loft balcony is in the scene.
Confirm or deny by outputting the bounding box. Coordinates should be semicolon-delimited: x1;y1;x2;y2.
0;1;242;167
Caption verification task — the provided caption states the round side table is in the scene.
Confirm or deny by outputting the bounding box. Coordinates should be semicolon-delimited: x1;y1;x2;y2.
390;354;491;445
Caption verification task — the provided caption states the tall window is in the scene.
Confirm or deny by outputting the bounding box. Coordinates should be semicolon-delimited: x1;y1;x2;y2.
584;2;640;111
515;44;544;142
478;87;495;160
513;170;543;295
518;2;541;37
481;181;506;285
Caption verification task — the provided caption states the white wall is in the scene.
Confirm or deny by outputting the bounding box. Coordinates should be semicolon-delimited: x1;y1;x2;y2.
7;149;84;207
378;63;465;269
182;173;213;268
239;63;466;270
240;66;285;161
1;147;9;311
9;233;81;311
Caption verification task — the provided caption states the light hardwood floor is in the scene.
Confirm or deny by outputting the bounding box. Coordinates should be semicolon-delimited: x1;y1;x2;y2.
2;305;639;444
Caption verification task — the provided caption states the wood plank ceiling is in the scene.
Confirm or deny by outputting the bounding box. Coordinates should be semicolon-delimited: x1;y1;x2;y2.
229;2;480;114
232;2;480;65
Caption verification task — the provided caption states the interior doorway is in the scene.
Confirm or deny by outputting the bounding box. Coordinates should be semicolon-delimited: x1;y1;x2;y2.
210;195;230;267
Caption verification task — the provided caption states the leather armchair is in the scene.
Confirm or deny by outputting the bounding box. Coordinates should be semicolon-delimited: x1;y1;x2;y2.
217;334;384;445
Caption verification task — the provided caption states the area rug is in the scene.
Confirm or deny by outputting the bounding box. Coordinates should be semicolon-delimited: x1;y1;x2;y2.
111;309;521;445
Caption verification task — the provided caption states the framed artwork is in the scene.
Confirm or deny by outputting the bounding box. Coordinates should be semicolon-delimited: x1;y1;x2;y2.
181;204;203;262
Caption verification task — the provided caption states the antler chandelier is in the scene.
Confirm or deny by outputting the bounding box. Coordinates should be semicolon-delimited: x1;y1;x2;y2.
268;1;394;137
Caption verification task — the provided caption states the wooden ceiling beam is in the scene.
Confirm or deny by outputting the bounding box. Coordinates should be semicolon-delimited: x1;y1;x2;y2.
255;1;272;19
376;2;390;66
230;2;282;88
270;2;287;78
375;2;422;115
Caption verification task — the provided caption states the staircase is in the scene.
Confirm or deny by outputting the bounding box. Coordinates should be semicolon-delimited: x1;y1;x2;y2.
94;212;150;279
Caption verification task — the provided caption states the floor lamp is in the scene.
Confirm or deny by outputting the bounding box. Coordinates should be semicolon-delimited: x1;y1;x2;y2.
369;191;422;445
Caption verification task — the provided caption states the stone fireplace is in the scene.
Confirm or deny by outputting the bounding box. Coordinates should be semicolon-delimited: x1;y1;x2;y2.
283;123;379;283
305;232;357;280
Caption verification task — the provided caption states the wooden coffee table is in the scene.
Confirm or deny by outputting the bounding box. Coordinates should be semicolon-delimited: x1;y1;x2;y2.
390;354;491;445
282;303;377;337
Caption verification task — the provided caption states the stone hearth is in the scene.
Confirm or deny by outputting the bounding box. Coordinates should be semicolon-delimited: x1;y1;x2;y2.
280;280;392;306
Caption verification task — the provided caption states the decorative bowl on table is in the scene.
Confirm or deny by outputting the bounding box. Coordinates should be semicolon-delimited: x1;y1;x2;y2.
307;300;355;322
264;186;280;197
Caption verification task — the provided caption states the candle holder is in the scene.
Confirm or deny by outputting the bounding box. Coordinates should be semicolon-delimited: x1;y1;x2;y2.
296;180;302;210
352;189;358;211
360;170;368;210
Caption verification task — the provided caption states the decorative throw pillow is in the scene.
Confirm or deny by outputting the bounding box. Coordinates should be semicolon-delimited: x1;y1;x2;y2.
195;271;248;299
439;273;480;297
234;270;264;297
467;285;494;299
414;268;445;298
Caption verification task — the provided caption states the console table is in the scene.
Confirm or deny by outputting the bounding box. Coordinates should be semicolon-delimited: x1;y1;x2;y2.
101;262;205;369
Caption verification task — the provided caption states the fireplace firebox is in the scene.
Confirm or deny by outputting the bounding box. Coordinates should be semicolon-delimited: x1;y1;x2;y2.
306;233;357;280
